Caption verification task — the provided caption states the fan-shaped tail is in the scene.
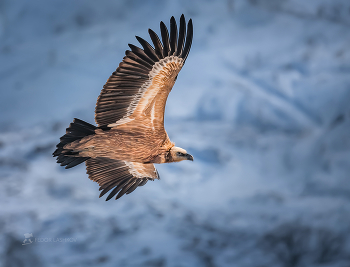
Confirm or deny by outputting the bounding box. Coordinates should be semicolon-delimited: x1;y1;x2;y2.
53;118;96;169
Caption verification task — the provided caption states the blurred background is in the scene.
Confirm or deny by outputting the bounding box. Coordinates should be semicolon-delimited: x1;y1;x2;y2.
1;0;350;266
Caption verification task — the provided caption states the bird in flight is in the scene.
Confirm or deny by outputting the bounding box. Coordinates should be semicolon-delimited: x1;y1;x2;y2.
53;15;194;201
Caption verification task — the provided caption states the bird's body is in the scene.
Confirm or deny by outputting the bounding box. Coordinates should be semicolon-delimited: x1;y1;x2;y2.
53;15;193;201
64;127;174;163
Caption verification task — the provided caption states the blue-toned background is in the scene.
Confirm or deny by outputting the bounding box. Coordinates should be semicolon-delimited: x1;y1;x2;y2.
1;0;350;266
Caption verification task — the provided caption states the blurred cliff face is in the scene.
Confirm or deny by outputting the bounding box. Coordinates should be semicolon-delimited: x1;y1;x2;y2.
0;0;350;266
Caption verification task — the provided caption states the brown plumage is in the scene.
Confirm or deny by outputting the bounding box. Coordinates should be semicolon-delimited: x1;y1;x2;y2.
53;15;194;201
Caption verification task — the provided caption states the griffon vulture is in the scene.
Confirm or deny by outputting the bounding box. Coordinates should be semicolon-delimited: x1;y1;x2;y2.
53;15;194;201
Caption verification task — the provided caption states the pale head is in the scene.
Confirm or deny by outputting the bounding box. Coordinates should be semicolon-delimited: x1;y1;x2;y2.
169;146;194;162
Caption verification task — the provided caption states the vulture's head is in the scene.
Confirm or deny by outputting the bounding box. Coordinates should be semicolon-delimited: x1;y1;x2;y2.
169;147;194;162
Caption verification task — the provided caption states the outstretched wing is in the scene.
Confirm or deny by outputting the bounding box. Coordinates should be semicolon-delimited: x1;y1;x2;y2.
86;158;159;201
95;14;193;131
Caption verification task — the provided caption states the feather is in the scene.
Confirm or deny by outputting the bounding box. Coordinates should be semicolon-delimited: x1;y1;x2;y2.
91;167;131;181
96;106;128;113
89;164;127;178
103;82;144;88
148;29;164;59
160;21;170;57
169;16;177;55
176;14;186;56
113;73;146;80
122;57;151;71
117;64;150;75
105;179;130;201
98;175;130;191
125;51;153;70
113;69;149;78
128;44;155;66
136;36;159;62
99;177;130;198
60;157;75;166
181;19;193;61
117;66;149;75
116;179;136;199
65;157;89;169
56;155;66;163
138;178;148;187
126;179;142;194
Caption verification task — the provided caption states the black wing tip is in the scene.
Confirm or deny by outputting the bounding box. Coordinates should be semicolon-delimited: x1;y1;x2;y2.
169;16;178;55
105;194;113;201
102;177;153;200
180;18;193;61
148;28;164;59
129;15;193;63
188;18;193;28
180;15;185;25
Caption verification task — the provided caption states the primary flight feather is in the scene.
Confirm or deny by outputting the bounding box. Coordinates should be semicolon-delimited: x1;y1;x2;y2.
53;15;194;201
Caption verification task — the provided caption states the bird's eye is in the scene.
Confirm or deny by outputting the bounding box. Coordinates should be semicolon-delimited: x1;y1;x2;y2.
176;152;184;156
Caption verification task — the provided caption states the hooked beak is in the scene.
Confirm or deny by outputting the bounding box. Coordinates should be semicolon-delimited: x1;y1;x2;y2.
186;153;194;161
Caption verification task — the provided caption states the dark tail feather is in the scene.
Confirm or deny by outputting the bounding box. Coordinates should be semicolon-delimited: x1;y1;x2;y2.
53;118;96;169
